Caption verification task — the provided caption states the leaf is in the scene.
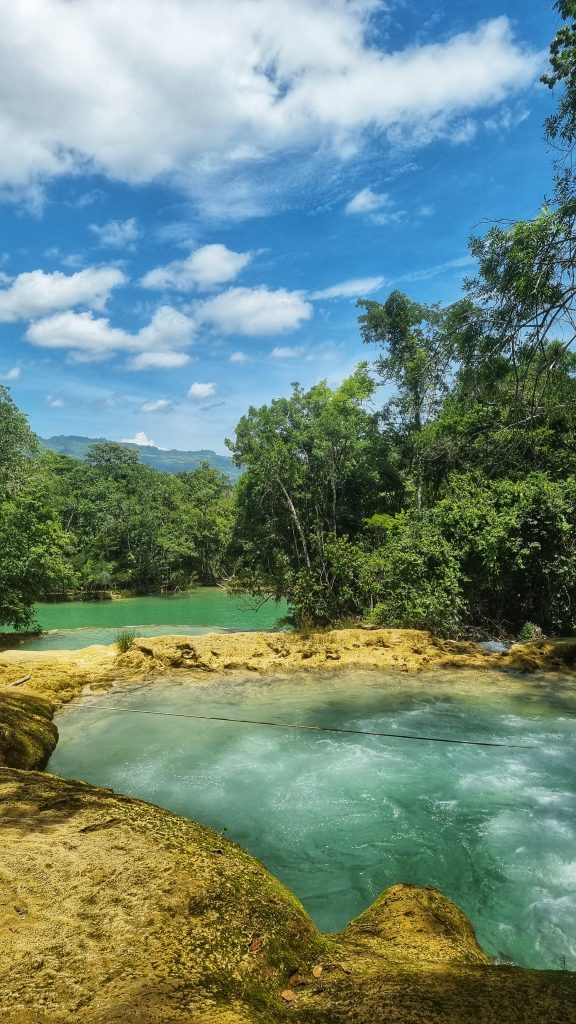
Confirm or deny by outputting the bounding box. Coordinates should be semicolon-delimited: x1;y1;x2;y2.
249;937;263;952
281;989;295;1003
312;964;323;978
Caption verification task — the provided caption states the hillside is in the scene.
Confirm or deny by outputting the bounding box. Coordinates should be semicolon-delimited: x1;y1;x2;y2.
39;434;242;480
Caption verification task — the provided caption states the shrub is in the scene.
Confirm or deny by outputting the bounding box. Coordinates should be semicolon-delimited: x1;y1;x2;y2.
115;628;136;654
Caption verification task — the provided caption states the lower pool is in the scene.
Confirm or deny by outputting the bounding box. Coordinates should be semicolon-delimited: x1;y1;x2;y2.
48;669;576;970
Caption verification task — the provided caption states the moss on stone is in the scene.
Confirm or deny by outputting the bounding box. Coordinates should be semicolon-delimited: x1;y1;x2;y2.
0;770;574;1023
0;691;57;769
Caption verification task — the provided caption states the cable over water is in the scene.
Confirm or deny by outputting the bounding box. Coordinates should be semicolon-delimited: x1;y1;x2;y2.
55;701;534;748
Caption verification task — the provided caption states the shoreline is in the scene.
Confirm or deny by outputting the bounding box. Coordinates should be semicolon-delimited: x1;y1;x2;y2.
1;627;575;707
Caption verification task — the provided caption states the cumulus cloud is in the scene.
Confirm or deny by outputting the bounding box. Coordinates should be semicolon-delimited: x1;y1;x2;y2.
311;275;385;300
271;346;302;359
0;267;126;322
198;286;312;336
127;351;192;371
229;350;249;363
188;382;216;400
345;188;391;215
90;217;140;248
142;243;251;291
0;4;540;210
25;304;194;363
0;366;21;381
121;431;165;448
345;188;404;224
140;398;175;413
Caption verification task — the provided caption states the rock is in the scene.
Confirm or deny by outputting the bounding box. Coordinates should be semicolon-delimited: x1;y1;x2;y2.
0;770;574;1023
1;629;575;711
0;692;58;770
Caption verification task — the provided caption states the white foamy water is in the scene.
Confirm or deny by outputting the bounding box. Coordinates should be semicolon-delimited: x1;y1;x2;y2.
48;669;576;970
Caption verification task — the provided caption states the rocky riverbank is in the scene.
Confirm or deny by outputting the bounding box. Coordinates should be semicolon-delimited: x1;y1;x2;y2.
1;629;575;1022
1;628;575;707
1;767;574;1023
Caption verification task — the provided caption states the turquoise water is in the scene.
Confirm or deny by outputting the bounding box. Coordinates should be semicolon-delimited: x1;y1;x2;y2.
9;590;288;650
48;669;576;970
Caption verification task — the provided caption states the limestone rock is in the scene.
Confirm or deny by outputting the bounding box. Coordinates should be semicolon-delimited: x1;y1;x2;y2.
0;770;574;1023
0;692;57;770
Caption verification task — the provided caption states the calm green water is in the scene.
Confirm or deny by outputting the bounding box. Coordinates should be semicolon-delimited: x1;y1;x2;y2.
49;669;576;970
9;590;288;650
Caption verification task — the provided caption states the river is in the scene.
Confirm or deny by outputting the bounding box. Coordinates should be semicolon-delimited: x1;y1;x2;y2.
6;589;288;650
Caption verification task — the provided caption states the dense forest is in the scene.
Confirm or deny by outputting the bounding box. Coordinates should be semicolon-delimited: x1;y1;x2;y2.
3;2;576;640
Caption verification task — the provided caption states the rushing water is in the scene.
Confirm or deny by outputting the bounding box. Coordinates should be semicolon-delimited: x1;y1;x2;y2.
7;589;288;650
48;669;576;970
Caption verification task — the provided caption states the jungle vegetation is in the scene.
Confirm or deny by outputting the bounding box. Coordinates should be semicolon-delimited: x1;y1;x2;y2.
2;2;576;639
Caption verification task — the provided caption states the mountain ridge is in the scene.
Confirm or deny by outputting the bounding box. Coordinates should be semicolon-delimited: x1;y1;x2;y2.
39;434;241;480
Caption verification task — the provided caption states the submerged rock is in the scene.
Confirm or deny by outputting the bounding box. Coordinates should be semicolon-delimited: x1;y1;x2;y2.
0;770;574;1023
0;692;57;770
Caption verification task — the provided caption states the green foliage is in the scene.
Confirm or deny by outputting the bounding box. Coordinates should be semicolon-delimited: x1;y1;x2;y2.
542;1;576;149
367;517;463;636
432;474;576;635
115;628;136;654
517;622;545;643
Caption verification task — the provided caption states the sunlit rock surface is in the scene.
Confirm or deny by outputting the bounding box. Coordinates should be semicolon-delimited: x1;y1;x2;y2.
1;628;575;708
0;692;57;770
0;769;574;1024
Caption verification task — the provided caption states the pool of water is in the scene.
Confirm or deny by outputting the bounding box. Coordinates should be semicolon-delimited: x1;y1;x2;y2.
48;669;576;970
6;589;288;650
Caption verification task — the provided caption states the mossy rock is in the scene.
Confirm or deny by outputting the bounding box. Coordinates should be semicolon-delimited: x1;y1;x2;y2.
0;691;58;770
1;770;574;1023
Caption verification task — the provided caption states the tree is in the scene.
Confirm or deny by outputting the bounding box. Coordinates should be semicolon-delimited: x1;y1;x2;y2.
0;385;38;501
357;291;452;509
542;1;576;151
227;367;399;622
0;392;70;628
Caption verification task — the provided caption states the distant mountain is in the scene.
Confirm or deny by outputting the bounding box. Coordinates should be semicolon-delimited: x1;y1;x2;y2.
39;435;242;481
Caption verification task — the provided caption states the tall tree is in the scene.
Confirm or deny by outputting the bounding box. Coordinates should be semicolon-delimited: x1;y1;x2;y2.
357;291;452;509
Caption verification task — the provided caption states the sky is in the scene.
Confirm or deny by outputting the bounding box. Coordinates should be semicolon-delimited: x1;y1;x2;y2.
0;0;562;453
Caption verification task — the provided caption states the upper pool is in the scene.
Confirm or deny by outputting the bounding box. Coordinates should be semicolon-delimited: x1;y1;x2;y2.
48;668;576;971
6;589;288;650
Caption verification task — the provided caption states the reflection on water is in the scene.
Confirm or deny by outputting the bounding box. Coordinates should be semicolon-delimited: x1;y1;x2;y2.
49;669;576;970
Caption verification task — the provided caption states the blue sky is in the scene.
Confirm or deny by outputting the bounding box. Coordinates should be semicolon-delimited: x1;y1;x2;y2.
0;0;561;452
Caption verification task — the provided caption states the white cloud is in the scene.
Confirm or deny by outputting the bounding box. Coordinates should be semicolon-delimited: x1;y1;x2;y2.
0;267;126;322
90;217;140;248
345;188;391;215
0;366;21;381
0;5;540;211
198;286;312;336
271;346;302;359
121;430;165;449
229;350;249;363
345;187;405;224
142;243;251;291
47;395;64;408
312;275;385;300
25;304;195;363
127;351;193;371
140;398;174;413
188;382;216;400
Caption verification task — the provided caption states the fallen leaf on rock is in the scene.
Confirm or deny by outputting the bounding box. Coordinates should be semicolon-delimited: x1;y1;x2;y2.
312;964;323;978
281;989;295;1003
289;973;307;987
